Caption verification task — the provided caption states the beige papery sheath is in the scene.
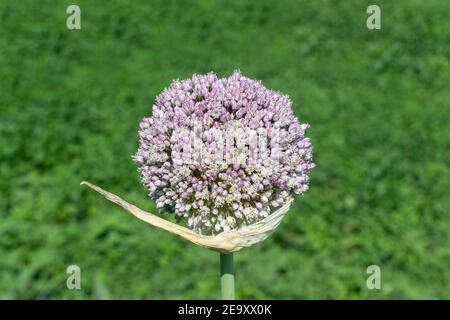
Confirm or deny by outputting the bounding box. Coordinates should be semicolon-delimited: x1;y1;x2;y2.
81;181;293;253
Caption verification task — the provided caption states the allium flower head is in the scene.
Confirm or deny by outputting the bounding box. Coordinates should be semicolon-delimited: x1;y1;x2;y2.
134;71;314;235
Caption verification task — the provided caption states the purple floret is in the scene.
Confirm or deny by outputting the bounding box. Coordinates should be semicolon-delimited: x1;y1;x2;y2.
134;71;314;235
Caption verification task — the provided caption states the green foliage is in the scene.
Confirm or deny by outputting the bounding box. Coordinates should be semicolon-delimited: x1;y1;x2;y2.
0;0;449;299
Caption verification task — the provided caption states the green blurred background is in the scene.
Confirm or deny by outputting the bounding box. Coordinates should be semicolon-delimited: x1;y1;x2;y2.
0;0;449;299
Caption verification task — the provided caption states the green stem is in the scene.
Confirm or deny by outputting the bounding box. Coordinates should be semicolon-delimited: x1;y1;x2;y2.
220;253;235;300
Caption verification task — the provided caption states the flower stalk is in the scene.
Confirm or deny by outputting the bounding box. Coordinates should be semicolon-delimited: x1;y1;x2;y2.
220;252;235;300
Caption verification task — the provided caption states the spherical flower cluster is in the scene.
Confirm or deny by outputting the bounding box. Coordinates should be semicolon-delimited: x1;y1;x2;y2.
134;71;314;235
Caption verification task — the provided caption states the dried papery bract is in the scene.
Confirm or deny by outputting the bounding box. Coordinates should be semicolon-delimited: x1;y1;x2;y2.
80;181;293;253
